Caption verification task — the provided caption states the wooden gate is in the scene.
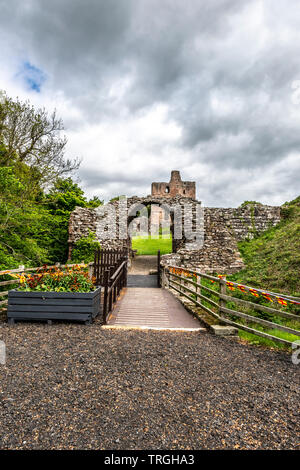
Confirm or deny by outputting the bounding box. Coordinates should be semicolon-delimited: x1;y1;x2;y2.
93;248;128;286
93;248;129;324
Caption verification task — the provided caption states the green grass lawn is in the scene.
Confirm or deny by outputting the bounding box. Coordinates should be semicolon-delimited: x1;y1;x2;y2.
238;328;299;350
132;236;172;255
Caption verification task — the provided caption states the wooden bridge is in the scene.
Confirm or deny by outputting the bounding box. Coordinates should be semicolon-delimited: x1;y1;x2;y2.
95;248;300;344
94;249;203;330
106;284;202;330
1;248;299;344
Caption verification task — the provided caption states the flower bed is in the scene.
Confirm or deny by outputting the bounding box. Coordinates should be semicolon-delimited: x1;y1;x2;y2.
7;265;101;324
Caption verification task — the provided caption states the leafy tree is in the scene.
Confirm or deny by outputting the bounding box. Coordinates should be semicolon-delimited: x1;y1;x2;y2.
43;178;102;263
0;167;49;268
0;93;103;268
0;92;80;189
87;195;104;208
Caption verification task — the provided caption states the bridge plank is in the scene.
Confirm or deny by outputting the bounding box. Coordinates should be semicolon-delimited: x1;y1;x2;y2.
107;287;203;330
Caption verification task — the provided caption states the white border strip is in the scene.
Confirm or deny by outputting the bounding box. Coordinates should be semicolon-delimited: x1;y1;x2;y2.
102;325;206;332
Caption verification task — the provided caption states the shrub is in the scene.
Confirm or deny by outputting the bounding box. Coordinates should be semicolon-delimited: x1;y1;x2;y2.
71;232;100;263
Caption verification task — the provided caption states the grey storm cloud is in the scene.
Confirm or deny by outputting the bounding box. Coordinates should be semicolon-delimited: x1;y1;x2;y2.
0;0;299;205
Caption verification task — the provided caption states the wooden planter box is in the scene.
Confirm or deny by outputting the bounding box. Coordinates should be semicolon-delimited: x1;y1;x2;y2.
7;287;101;325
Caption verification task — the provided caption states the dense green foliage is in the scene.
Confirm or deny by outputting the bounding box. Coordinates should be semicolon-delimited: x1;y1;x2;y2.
71;232;101;263
43;178;102;263
0;92;102;269
230;196;300;295
239;200;262;208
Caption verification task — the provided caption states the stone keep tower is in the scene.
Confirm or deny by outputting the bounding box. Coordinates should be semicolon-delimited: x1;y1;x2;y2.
151;170;196;199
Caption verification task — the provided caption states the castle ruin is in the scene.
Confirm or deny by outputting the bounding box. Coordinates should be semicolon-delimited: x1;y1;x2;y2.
68;171;281;273
151;170;196;199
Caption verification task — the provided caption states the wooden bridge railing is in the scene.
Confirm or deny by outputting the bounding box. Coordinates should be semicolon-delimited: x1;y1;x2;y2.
102;257;128;324
157;250;161;287
162;265;300;346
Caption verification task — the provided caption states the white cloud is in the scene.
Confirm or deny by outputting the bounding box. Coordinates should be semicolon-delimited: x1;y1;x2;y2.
0;0;299;206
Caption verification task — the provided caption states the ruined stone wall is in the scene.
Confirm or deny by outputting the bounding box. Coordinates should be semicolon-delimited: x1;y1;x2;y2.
68;199;281;274
161;204;281;273
205;205;281;242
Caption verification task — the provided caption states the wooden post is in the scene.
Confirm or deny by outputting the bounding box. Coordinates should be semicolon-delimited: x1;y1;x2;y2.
196;271;201;306
124;256;128;287
93;249;97;280
165;267;170;289
100;249;104;285
117;267;121;296
103;269;109;323
162;266;166;288
180;268;184;295
113;283;116;303
108;266;113;313
88;263;93;280
67;242;73;262
219;277;226;316
157;250;161;287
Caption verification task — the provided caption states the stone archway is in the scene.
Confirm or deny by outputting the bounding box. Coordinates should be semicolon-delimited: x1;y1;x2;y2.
68;170;281;274
68;194;202;260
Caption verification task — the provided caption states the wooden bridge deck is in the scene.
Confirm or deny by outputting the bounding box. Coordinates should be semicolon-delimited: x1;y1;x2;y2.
106;287;203;330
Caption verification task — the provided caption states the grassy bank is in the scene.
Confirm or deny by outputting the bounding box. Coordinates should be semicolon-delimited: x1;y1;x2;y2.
229;196;300;296
195;275;299;351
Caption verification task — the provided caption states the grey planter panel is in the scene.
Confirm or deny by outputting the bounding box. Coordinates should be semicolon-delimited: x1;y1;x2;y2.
8;305;95;313
8;289;100;299
7;287;101;323
9;312;93;321
9;298;96;306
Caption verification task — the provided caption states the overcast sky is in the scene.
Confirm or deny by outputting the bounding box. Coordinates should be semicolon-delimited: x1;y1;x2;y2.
0;0;300;206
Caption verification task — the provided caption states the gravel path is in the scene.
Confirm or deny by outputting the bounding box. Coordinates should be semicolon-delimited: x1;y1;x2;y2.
129;256;157;274
0;323;298;450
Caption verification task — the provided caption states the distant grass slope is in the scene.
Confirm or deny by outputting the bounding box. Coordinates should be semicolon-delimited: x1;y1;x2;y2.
229;196;300;296
132;236;172;255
